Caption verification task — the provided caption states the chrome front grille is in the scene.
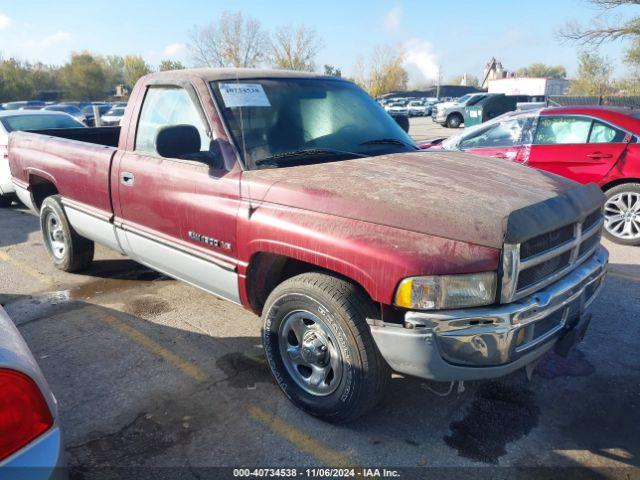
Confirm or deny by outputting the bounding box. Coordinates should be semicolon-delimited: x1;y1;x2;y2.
501;209;604;303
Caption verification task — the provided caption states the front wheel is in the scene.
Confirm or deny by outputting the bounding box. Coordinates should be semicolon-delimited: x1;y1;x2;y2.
40;195;95;271
603;183;640;246
446;114;463;128
262;272;390;422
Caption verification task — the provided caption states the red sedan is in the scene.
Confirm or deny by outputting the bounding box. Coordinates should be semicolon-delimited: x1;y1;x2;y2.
420;106;640;245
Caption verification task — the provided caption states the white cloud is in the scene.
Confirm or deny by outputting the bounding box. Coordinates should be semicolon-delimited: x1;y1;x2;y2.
0;13;11;30
163;43;189;58
383;6;402;31
24;31;71;48
403;38;439;83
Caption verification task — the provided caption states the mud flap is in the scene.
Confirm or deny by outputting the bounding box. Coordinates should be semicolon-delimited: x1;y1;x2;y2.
554;313;592;357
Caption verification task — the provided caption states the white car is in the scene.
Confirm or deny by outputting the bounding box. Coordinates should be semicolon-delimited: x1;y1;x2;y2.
0;111;85;207
100;107;126;126
385;102;408;116
407;100;428;117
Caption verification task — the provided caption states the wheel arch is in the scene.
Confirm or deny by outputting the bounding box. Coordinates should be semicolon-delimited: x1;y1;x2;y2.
29;174;59;211
601;177;640;192
244;251;379;317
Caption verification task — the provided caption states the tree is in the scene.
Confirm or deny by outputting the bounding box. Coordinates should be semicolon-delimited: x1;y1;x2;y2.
324;65;342;77
516;63;567;78
271;24;322;71
189;11;269;68
123;55;152;89
567;51;613;95
559;0;640;74
447;74;480;86
60;52;106;100
100;55;125;95
559;0;640;45
159;60;186;71
355;46;408;97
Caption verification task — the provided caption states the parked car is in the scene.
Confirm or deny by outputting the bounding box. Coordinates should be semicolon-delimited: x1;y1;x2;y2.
385;100;409;116
81;104;111;126
432;93;495;128
8;69;607;421
100;107;126;126
420;106;640;245
0;305;64;477
42;104;88;125
1;101;47;111
407;100;429;117
0;111;86;207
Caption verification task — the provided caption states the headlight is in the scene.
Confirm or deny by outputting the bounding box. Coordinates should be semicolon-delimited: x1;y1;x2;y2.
394;272;497;310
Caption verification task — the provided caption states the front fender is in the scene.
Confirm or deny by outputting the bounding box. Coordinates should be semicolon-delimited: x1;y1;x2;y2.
238;203;500;306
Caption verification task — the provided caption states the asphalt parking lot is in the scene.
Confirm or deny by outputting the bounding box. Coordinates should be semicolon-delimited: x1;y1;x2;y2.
1;116;639;479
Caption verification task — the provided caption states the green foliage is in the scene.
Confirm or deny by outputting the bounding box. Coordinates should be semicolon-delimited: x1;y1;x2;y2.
123;55;152;89
516;63;567;79
60;52;106;100
0;56;63;102
159;60;186;71
567;51;613;95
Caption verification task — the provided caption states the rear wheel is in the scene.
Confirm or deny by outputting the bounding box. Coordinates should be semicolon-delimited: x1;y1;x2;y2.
446;113;463;128
262;272;390;422
40;195;94;272
603;183;640;246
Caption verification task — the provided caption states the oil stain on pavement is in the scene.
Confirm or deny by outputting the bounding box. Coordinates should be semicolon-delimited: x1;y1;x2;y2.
534;350;595;379
444;382;540;463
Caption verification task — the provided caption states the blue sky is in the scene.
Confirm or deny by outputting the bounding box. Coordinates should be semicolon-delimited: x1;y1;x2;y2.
0;0;634;85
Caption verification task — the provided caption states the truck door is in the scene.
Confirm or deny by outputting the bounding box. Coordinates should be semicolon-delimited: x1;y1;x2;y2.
527;115;628;184
116;83;241;302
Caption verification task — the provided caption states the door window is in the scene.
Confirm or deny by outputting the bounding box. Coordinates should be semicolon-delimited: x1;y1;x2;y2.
135;86;212;159
459;118;527;149
534;117;591;145
589;121;626;143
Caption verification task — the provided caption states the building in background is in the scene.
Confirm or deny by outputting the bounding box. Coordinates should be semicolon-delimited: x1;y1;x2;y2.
488;77;569;96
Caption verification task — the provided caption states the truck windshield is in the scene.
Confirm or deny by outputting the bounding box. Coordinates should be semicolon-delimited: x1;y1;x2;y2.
212;78;417;169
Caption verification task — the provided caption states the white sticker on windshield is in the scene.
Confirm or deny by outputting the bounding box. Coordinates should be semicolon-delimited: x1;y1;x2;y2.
219;83;271;108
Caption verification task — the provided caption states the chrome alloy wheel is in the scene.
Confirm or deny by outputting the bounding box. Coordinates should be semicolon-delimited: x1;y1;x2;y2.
278;310;343;396
44;210;66;259
605;191;640;241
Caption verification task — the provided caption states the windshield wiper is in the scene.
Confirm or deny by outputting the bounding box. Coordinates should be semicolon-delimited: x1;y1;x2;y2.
360;138;418;149
255;148;362;166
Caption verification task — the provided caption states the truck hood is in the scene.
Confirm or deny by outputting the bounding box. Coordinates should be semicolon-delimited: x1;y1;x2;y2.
243;151;603;249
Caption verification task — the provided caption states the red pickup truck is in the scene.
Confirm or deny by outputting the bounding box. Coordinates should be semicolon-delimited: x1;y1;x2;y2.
9;69;608;421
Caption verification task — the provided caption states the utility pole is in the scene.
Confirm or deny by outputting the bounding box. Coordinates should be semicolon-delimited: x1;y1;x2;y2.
436;64;441;99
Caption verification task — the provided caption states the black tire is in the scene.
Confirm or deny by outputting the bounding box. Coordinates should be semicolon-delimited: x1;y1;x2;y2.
262;272;390;422
603;183;640;246
446;113;463;128
40;195;94;272
0;195;12;208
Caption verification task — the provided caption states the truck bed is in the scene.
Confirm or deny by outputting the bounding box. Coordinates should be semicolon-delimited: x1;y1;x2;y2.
26;126;121;147
8;128;120;217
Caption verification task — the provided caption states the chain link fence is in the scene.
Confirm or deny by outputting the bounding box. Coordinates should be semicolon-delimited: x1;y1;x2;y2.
547;95;640;108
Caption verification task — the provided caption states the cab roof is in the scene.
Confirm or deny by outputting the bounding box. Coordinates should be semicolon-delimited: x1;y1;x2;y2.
141;68;338;84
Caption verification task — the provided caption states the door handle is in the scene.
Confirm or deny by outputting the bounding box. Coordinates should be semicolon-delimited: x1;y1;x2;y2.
120;172;135;186
586;152;613;159
491;153;507;158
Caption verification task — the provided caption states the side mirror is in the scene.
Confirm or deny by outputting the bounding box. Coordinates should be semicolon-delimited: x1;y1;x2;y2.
155;124;201;159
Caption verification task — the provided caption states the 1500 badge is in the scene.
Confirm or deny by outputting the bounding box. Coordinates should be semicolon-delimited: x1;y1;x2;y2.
188;231;232;251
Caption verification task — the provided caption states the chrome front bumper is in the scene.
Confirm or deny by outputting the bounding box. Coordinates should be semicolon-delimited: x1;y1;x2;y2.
368;246;608;381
